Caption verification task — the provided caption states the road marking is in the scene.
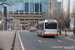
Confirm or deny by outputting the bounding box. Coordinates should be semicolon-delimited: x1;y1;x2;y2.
57;40;62;43
31;36;33;37
38;40;42;42
18;32;25;50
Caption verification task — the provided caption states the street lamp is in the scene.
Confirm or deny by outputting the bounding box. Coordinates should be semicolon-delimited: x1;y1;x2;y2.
0;3;8;31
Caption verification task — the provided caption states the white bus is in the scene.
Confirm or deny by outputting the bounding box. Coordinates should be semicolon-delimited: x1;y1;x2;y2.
37;19;58;36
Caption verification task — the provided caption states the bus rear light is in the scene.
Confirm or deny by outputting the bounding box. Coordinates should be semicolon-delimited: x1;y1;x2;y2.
57;29;58;31
43;29;45;31
48;23;50;24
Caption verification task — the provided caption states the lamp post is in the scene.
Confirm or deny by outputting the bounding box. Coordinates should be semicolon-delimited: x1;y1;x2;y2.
0;4;7;31
0;0;10;31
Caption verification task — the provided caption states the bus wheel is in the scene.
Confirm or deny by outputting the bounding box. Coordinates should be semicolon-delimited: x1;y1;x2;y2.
51;36;55;38
41;33;44;37
37;32;40;36
37;33;40;36
34;30;35;32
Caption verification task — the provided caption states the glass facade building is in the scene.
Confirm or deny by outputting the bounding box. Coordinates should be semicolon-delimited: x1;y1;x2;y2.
0;0;49;15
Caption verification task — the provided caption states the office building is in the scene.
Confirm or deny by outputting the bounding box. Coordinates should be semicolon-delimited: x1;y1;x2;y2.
0;0;49;30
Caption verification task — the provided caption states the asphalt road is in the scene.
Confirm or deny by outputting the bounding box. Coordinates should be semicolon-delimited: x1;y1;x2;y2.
19;32;75;50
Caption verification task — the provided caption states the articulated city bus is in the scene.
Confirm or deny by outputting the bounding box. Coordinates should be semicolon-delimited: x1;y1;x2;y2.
37;19;58;36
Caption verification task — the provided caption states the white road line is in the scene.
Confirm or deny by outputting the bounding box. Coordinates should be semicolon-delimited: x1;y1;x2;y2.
38;40;42;42
57;40;63;43
18;32;25;50
31;36;33;37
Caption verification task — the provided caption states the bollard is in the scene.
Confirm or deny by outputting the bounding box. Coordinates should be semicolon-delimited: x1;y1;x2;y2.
65;30;67;36
59;30;61;35
0;49;3;50
11;48;13;50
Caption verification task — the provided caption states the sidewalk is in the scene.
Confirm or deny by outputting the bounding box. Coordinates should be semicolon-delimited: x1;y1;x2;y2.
0;31;21;50
59;31;73;37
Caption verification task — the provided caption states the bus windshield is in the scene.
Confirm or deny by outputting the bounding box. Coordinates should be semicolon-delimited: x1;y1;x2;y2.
45;23;57;29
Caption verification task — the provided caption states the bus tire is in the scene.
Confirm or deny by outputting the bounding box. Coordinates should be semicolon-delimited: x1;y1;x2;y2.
38;34;40;36
52;36;55;38
34;30;35;32
37;32;39;36
41;32;44;37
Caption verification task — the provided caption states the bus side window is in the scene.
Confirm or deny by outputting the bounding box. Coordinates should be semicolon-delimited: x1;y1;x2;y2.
40;25;41;30
42;24;44;30
38;25;40;30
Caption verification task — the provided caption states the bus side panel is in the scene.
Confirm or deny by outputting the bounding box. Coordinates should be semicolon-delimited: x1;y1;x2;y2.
37;23;44;35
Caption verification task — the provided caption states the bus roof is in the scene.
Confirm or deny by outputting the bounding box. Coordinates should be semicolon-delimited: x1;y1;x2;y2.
38;19;57;24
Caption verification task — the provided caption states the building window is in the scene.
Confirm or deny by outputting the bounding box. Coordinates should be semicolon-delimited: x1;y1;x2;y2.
37;16;39;18
35;19;39;20
25;13;29;15
14;13;18;14
30;19;34;20
20;19;24;21
40;19;42;21
20;13;23;14
35;3;42;12
14;16;15;17
21;16;22;17
25;3;29;12
25;19;29;21
35;3;39;12
29;16;33;18
30;3;34;12
27;16;29;18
